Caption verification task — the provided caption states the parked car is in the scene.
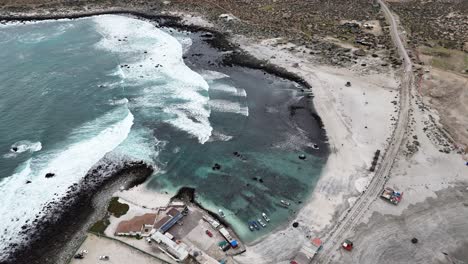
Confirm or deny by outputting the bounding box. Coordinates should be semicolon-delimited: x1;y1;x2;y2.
205;230;213;237
99;255;110;261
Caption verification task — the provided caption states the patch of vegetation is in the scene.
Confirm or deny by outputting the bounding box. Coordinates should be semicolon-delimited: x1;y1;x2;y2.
107;197;129;218
260;4;274;12
421;46;453;57
89;217;110;234
420;46;468;73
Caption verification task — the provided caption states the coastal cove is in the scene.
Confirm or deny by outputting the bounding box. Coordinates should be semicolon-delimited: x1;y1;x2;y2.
0;13;328;263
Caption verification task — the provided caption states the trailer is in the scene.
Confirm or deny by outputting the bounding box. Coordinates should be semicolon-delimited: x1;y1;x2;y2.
380;187;403;205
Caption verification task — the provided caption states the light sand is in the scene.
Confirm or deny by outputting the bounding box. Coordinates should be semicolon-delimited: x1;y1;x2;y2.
326;82;468;263
117;182;172;210
69;233;164;264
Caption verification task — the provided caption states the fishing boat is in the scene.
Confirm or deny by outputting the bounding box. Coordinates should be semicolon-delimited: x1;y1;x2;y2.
257;218;266;227
262;212;270;222
248;221;254;231
280;199;290;207
218;209;225;218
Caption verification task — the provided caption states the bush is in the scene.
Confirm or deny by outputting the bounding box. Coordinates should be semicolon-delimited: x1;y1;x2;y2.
89;217;110;234
107;197;129;218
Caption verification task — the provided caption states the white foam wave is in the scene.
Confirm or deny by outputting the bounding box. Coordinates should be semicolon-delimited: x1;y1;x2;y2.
15;22;75;44
93;15;212;144
201;70;230;81
210;83;247;97
209;99;249;116
0;109;134;256
108;98;129;106
168;29;193;54
208;131;234;142
3;141;42;158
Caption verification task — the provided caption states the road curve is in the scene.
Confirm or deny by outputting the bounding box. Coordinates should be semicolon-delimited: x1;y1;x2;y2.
315;0;413;263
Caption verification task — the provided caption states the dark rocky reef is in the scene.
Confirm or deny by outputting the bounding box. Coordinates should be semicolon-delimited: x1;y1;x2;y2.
5;159;153;264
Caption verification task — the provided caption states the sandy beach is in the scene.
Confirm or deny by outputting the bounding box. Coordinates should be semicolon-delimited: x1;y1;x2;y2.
70;233;165;264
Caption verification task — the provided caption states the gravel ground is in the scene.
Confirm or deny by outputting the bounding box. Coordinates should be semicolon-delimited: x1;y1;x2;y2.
332;186;468;264
70;233;165;264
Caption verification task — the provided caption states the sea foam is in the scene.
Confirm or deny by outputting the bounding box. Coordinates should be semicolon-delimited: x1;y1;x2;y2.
209;99;249;116
209;82;247;97
93;15;213;144
0;108;134;258
3;140;42;158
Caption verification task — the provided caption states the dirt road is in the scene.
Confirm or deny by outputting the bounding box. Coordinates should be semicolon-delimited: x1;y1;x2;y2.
315;0;413;262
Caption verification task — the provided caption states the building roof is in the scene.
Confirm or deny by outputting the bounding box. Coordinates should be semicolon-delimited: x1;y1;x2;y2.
151;231;189;260
115;213;156;234
311;238;322;247
167;207;180;217
154;215;171;230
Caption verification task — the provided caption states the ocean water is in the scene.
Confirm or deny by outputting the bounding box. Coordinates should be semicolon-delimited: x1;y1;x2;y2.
0;14;327;254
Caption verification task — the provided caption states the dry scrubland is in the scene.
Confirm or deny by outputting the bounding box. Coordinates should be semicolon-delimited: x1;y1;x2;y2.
387;0;468;152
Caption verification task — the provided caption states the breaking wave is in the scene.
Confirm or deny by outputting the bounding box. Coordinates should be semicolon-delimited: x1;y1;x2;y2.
93;15;212;144
3;141;42;158
0;108;134;257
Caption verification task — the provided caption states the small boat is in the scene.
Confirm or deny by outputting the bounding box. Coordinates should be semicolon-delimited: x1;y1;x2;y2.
218;209;225;218
280;200;290;207
262;212;270;222
248;221;255;231
257;218;266;227
252;220;260;230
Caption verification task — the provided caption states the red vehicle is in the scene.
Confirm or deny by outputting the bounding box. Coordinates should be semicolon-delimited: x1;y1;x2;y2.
290;261;298;264
342;239;353;251
205;230;213;237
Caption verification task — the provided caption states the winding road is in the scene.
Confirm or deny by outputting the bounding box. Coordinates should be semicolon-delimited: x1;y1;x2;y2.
315;0;413;263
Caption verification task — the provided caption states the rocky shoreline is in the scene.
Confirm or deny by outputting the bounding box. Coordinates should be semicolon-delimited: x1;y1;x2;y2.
5;157;154;264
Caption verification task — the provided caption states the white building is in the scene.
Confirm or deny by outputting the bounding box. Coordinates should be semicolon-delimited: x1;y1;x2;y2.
151;231;189;262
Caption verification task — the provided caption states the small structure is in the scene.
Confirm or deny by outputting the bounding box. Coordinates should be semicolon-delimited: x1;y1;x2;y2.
380;187;403;205
292;238;322;263
310;238;323;253
115;213;156;237
342;239;353;251
151;231;189;262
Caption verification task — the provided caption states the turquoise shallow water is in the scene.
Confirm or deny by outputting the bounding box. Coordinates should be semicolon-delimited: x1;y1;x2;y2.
0;14;328;251
146;31;329;241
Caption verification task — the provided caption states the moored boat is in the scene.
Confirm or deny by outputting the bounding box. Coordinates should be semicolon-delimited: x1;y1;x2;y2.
248;221;254;231
257;218;266;227
280;199;290;207
262;212;270;222
218;209;225;218
252;220;260;230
